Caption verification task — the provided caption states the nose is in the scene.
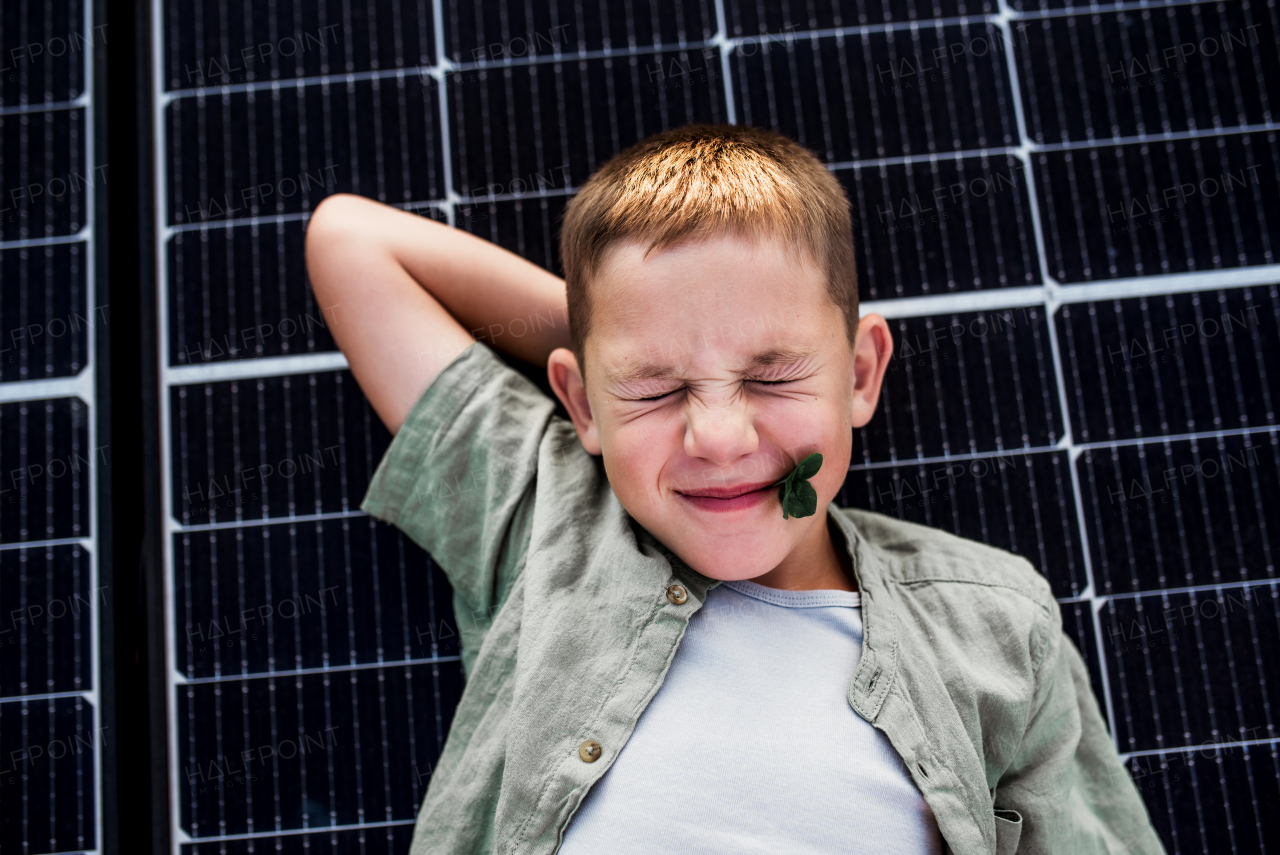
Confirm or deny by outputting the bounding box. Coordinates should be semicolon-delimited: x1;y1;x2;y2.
683;387;759;466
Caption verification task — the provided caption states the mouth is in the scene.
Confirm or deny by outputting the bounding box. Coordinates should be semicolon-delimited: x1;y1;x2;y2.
675;479;779;513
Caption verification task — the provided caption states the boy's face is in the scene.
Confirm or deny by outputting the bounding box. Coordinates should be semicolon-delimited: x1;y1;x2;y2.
547;232;892;583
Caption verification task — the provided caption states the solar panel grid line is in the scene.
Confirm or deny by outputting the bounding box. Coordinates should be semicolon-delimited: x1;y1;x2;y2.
1118;734;1280;762
149;0;187;841
1016;0;1206;20
174;654;464;687
0;536;94;554
0;689;94;704
1061;576;1280;609
78;0;103;847
181;816;416;844
0;230;92;253
993;0;1119;736
0;96;90;118
0;374;88;405
710;0;738;123
851;120;1280;154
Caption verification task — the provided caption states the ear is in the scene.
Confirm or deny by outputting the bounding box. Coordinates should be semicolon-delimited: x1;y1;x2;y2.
850;314;893;429
547;347;602;455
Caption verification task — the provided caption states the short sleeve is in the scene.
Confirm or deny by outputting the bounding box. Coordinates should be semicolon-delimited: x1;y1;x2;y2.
993;621;1167;854
360;341;554;630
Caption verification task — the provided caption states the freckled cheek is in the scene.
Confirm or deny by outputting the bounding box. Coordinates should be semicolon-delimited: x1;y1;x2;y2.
764;401;850;492
816;415;853;496
604;423;672;500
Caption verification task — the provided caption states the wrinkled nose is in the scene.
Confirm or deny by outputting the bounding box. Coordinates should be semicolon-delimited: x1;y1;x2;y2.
682;391;758;466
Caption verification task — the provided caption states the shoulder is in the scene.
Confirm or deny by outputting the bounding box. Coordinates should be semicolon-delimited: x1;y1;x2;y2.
834;505;1064;706
832;505;1057;622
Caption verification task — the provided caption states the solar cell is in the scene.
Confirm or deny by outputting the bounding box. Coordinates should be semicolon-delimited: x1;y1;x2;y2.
0;398;90;543
162;0;435;90
1057;287;1279;442
176;664;457;837
0;696;100;853
1101;585;1279;753
445;0;716;59
840;449;1085;597
0;244;88;382
725;0;992;30
1015;4;1278;143
165;79;444;225
729;23;1018;162
172;517;446;679
169;372;388;525
855;306;1064;460
446;50;729;193
1078;433;1279;595
0;107;88;242
837;152;1043;300
1129;740;1280;852
1033;133;1278;281
0;0;85;107
168;223;336;366
0;545;94;697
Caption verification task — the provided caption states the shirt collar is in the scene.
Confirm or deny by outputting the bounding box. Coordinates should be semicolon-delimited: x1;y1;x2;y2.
628;503;899;720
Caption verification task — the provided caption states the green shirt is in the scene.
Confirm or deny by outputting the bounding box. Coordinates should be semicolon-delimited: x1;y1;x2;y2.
361;340;1166;855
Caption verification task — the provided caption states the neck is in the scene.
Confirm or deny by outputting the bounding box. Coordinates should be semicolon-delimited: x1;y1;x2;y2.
748;509;858;592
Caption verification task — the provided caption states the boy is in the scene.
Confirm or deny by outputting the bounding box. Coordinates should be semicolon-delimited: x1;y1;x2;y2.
304;124;1165;855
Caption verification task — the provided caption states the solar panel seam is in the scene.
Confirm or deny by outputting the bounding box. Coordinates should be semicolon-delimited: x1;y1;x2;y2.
146;265;1280;391
995;0;1123;738
0;98;90;118
0;231;92;250
0;689;94;703
185;816;416;843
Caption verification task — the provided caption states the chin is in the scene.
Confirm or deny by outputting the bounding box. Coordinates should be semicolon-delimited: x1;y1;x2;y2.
670;537;787;581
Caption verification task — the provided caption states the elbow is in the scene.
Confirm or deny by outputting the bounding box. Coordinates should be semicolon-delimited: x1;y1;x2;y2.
306;192;360;248
304;193;369;282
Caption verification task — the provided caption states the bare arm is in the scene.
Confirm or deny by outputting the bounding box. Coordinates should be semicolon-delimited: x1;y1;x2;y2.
304;194;571;434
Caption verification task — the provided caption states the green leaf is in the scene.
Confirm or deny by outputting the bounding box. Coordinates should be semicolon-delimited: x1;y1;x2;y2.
776;452;823;519
783;478;818;519
795;452;823;481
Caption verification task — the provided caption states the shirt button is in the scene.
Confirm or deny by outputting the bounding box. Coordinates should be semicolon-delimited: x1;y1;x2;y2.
578;739;602;762
666;584;688;605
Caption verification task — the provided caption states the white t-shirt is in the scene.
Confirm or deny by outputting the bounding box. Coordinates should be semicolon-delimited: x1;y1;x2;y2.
557;577;945;855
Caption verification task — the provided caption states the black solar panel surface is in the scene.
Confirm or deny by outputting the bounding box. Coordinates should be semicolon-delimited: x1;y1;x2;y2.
0;2;101;853
151;0;1280;851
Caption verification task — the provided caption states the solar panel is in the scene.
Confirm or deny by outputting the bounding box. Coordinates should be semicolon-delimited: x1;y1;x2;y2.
0;1;103;853
147;0;1280;852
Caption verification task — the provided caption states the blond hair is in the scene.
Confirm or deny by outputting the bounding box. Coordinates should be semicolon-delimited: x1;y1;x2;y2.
558;123;859;378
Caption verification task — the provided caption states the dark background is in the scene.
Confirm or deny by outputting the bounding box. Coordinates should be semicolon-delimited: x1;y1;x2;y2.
0;0;1277;852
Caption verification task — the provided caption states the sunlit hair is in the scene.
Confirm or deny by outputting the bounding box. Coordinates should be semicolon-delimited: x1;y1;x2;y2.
558;123;859;379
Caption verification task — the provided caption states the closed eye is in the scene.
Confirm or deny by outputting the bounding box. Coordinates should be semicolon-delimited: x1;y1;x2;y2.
631;378;798;401
634;389;681;402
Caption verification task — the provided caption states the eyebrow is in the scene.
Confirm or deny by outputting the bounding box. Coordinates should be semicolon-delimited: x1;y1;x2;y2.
604;345;821;386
